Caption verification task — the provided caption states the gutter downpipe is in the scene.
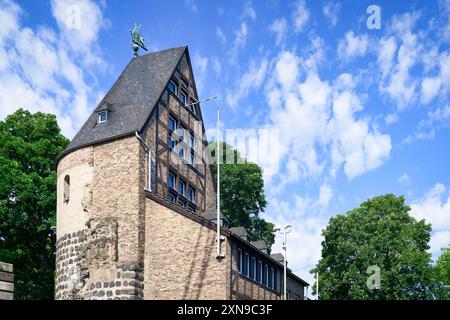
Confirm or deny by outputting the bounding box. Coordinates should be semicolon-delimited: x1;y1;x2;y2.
135;131;152;191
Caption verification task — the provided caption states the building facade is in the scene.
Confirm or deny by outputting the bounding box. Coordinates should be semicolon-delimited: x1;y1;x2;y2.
55;46;308;300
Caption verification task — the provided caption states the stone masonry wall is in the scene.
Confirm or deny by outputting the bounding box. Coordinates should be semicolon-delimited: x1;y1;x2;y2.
56;136;146;300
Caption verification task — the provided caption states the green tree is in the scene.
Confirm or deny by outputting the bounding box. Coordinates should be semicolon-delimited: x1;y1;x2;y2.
208;142;274;247
433;245;450;300
0;109;69;299
311;194;436;300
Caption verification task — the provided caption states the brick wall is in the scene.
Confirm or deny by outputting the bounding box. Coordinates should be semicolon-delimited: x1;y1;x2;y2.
143;196;228;299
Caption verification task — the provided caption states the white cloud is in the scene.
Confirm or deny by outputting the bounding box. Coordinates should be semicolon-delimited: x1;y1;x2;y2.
410;183;450;256
319;183;333;207
415;104;450;140
50;0;109;66
410;183;450;231
378;12;422;109
420;52;450;104
293;0;309;32
226;58;268;109
269;18;287;46
266;195;327;298
266;46;391;182
212;57;222;75
229;22;248;63
322;1;341;27
377;36;397;79
216;27;226;45
398;173;411;186
430;231;450;256
337;31;369;61
192;51;208;93
184;0;197;12
242;1;256;20
384;113;399;125
0;0;108;138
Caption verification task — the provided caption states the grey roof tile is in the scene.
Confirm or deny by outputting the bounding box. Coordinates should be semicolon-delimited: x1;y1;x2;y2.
58;46;187;160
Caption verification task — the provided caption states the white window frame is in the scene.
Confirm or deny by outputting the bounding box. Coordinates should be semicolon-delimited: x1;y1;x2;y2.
180;91;187;105
168;80;177;95
97;110;108;123
189;134;195;151
244;252;250;277
168;115;177;131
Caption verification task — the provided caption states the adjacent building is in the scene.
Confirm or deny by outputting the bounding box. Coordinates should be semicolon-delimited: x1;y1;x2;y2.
55;46;308;300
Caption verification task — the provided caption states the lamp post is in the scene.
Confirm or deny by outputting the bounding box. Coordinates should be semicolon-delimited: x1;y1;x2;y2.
274;225;292;300
185;96;223;258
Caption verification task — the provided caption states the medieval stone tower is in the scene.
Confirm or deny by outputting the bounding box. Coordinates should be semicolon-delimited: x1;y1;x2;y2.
55;46;221;300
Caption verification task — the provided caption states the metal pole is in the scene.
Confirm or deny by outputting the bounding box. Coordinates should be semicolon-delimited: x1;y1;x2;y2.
283;229;287;300
216;106;221;258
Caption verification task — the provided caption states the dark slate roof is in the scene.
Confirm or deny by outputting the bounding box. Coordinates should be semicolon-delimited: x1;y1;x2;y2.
270;253;284;263
229;227;248;238
251;240;269;251
57;46;187;161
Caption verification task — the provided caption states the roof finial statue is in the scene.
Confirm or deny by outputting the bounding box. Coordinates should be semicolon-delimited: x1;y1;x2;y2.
130;23;148;57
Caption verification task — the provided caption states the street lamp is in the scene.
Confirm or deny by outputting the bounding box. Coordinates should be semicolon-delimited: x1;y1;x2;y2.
185;96;224;258
274;224;292;300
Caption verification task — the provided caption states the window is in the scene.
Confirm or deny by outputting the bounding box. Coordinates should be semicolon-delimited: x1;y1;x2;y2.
190;103;196;115
181;79;188;89
168;80;177;95
189;154;195;166
97;110;108;123
249;257;256;280
178;146;185;159
168;116;177;131
257;261;262;283
188;188;195;203
178;198;186;207
238;249;242;274
243;252;249;277
269;267;274;290
189;134;195;151
178;126;185;141
167;193;175;203
179;91;187;105
168;137;175;150
63;175;70;204
178;180;186;196
263;264;268;286
168;173;176;189
273;268;277;291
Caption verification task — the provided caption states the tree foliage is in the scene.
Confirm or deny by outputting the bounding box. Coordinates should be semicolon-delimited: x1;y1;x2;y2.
433;245;450;300
311;194;436;300
0;109;69;299
208;142;274;247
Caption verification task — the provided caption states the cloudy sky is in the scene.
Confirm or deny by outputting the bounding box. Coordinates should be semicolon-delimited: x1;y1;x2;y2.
1;0;449;296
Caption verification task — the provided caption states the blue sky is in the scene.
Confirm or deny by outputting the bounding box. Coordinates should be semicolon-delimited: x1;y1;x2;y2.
1;0;449;296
